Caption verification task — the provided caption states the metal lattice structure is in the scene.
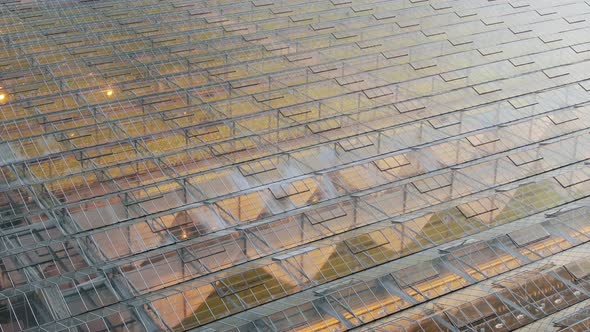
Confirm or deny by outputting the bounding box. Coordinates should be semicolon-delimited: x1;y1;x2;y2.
1;0;590;331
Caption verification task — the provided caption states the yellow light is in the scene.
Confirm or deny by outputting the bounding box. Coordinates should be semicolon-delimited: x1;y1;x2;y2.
106;89;114;96
180;230;188;239
0;93;5;101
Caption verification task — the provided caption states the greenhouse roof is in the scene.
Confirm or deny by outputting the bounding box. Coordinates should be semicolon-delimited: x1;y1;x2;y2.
1;0;590;331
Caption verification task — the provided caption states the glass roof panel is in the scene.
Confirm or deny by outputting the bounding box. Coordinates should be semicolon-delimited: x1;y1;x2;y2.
3;0;590;331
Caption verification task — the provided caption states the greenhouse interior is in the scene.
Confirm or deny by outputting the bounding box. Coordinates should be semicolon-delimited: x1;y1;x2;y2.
1;0;590;331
